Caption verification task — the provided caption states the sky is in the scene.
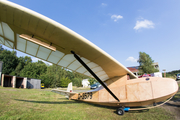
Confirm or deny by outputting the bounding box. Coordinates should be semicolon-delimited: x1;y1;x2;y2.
2;0;180;72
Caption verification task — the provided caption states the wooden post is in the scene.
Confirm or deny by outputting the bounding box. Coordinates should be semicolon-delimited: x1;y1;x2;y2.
163;69;166;78
1;74;4;87
12;76;16;88
24;77;27;88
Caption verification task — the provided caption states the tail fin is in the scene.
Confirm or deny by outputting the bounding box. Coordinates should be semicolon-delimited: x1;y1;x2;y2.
67;82;73;92
51;82;75;99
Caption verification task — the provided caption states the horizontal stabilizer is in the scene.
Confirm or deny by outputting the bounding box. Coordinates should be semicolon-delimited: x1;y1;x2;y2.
52;82;75;98
51;89;76;99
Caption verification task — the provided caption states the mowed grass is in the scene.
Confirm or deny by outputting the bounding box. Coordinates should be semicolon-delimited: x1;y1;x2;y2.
0;86;175;120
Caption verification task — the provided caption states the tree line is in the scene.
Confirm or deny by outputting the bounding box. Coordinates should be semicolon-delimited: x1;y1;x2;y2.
0;46;96;88
165;70;180;77
1;45;171;88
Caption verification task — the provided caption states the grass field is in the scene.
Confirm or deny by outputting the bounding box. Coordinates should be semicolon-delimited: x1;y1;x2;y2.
0;86;178;120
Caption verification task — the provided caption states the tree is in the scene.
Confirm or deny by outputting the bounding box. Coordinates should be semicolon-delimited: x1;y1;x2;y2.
0;50;18;74
60;77;71;87
88;78;97;85
71;78;82;87
138;52;158;74
20;60;47;79
39;73;51;88
10;56;32;76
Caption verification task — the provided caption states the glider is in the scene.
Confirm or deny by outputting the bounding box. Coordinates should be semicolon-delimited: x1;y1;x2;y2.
0;0;178;115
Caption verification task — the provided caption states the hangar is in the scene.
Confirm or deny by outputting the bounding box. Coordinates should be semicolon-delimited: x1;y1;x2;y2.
1;74;41;89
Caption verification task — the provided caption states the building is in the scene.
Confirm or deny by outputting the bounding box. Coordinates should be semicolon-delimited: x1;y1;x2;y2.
127;66;139;76
152;62;160;71
1;74;41;89
127;62;160;76
82;79;90;88
0;61;41;89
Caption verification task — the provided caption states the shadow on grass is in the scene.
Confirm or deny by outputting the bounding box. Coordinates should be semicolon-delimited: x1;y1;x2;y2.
75;101;150;114
14;98;150;115
125;109;149;114
158;97;180;108
172;96;180;101
14;98;83;104
125;106;150;114
111;109;149;115
14;98;117;110
164;102;180;107
163;91;180;107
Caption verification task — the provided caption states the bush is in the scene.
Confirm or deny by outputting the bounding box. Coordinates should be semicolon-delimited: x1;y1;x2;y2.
72;78;82;87
88;78;97;85
60;77;71;87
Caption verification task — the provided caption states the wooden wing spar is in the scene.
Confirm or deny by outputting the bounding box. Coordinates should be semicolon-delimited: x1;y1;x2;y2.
0;0;137;82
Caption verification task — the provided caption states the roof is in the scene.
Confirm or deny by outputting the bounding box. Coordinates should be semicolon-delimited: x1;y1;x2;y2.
127;67;139;73
0;0;137;81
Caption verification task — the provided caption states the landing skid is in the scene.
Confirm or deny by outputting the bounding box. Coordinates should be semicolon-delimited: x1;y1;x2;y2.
116;96;173;115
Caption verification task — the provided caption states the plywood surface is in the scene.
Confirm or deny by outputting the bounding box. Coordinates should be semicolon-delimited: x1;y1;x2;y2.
70;77;178;107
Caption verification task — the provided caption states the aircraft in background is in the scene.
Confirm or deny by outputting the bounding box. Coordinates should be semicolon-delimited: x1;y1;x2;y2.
0;0;178;115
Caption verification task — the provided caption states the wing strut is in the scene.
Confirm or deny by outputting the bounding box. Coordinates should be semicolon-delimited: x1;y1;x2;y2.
71;51;120;102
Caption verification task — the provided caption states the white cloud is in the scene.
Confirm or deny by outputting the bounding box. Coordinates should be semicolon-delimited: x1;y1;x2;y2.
111;14;123;22
101;3;107;7
134;19;154;30
126;57;137;62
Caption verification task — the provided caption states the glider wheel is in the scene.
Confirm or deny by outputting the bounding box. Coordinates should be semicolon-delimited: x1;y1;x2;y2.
116;107;125;115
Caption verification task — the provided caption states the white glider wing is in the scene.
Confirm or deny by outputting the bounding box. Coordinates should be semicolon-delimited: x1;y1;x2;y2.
0;0;137;81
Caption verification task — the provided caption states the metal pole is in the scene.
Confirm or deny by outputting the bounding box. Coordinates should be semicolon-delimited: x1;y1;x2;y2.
71;51;120;102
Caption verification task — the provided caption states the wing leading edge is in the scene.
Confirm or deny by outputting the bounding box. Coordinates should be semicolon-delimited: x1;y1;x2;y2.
0;0;137;81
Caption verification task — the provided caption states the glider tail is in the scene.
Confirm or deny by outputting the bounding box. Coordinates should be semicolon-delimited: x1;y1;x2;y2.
67;82;73;92
51;82;76;99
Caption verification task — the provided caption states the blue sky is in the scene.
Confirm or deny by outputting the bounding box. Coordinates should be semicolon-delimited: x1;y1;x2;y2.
3;0;180;72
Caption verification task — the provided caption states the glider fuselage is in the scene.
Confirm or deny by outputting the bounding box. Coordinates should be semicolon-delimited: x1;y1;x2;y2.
56;75;178;107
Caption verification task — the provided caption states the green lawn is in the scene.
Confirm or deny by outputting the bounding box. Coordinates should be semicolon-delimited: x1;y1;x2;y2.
0;86;176;120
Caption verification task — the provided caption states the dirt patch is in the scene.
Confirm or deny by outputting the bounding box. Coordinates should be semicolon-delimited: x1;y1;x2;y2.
161;99;180;120
161;83;180;120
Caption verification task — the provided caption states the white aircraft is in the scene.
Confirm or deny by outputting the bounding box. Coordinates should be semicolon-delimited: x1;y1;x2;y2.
0;0;178;115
